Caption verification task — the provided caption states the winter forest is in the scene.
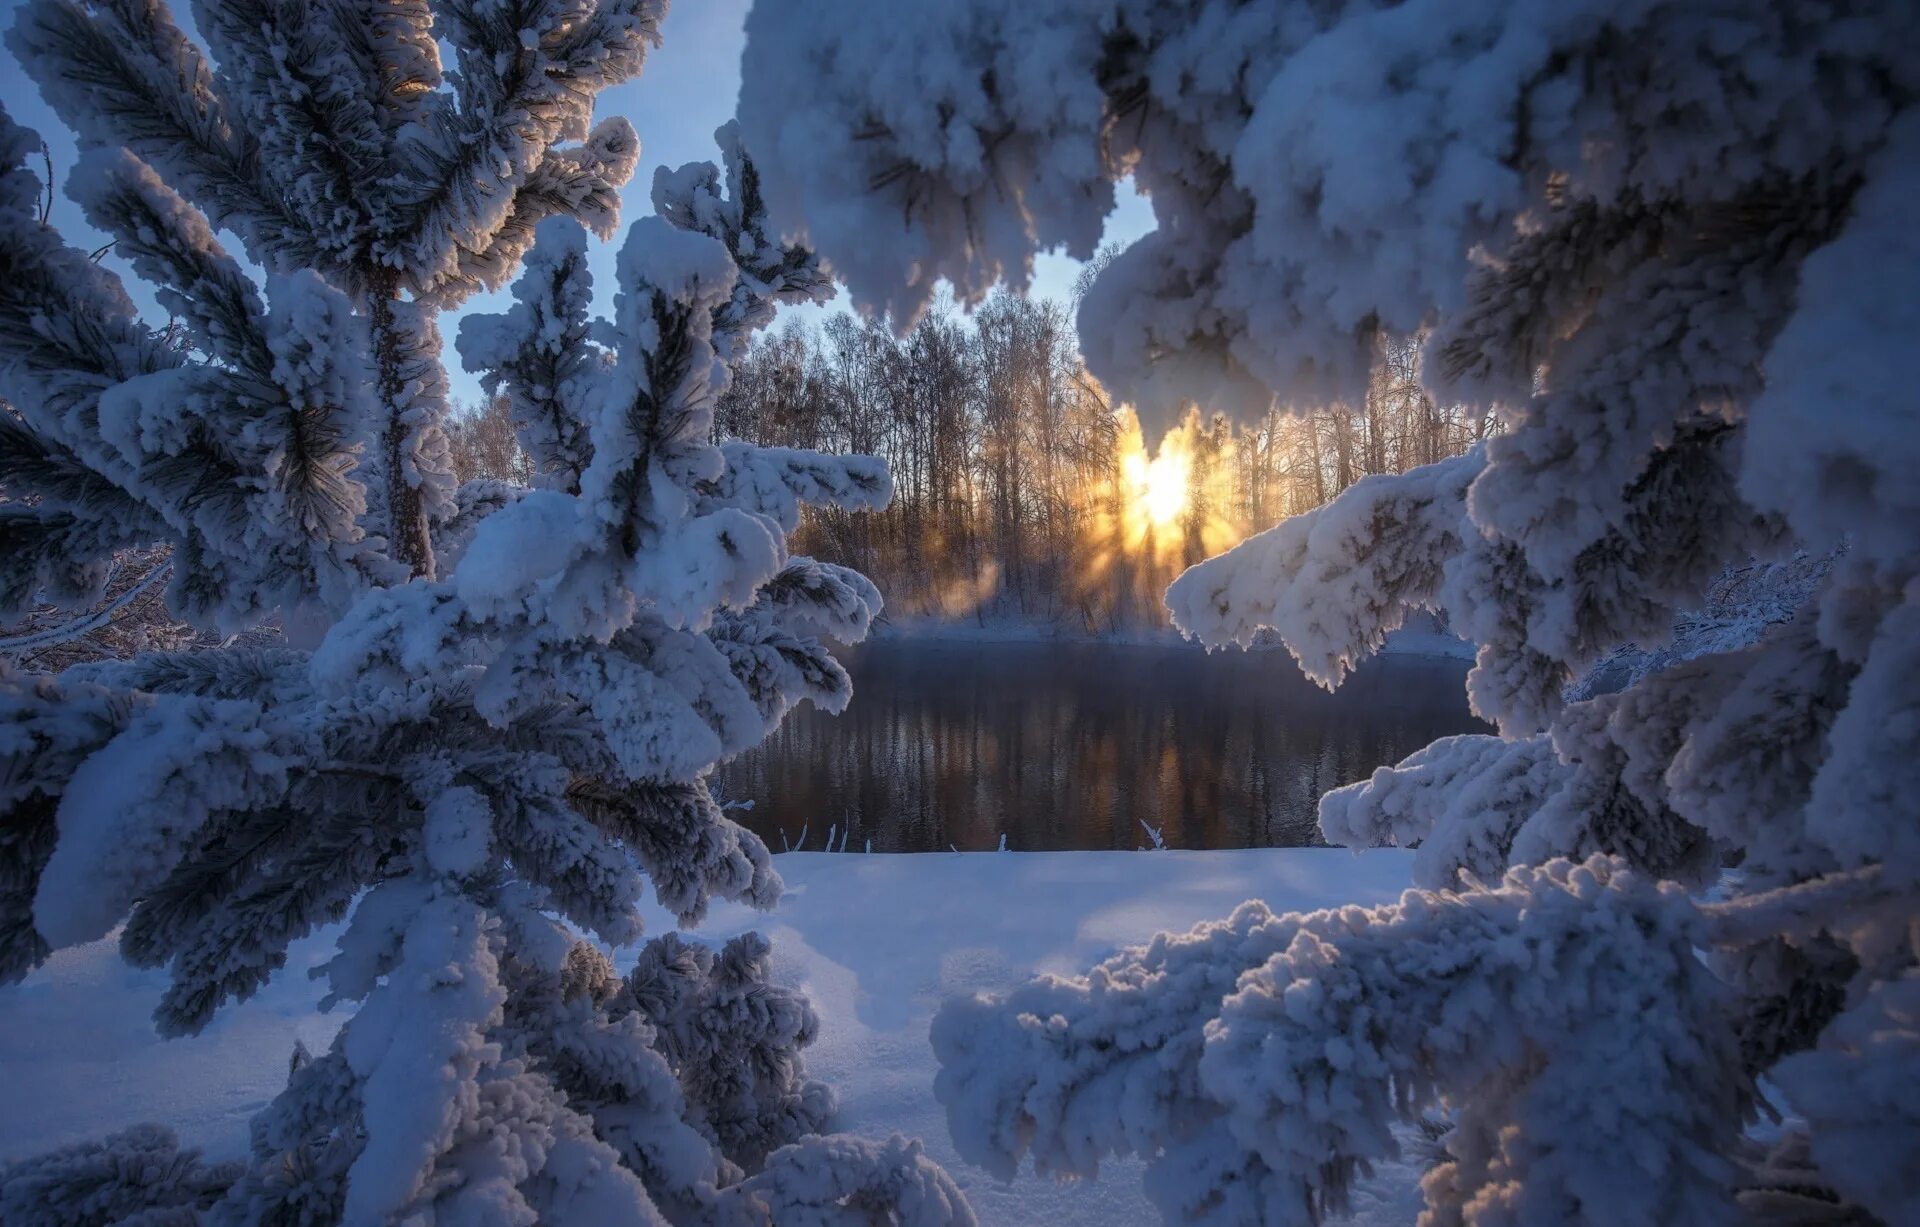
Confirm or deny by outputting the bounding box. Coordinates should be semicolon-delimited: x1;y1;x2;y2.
0;0;1914;1225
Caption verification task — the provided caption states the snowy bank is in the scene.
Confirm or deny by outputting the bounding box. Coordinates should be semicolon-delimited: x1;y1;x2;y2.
0;849;1424;1225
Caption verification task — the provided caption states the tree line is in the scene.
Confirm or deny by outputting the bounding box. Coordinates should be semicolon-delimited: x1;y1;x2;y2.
452;287;1493;632
725;291;1493;631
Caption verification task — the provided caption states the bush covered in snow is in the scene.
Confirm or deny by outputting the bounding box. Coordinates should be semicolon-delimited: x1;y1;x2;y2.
0;2;970;1222
739;0;1920;1222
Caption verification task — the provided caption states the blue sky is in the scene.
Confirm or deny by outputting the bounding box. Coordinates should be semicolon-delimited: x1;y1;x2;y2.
1;0;1153;406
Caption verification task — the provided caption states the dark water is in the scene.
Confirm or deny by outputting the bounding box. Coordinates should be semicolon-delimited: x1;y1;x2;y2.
717;639;1490;853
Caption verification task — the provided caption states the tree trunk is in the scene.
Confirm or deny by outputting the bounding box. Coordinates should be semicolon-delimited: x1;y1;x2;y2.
368;272;434;578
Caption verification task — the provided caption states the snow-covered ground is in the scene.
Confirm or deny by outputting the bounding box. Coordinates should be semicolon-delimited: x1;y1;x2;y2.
0;849;1424;1225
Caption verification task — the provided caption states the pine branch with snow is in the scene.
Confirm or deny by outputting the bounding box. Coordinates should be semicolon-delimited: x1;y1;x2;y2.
0;5;971;1220
0;1123;241;1227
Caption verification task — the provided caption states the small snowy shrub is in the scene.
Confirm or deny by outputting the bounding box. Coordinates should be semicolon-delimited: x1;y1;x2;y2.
0;2;970;1222
738;0;1919;1222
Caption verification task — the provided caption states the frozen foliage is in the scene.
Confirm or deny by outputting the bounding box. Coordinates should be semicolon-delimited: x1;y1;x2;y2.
743;0;1920;1222
1772;971;1920;1223
720;1134;977;1227
1317;733;1565;891
619;931;835;1169
742;0;1896;434
455;215;605;494
1165;449;1481;688
1567;552;1838;703
934;859;1744;1227
0;1124;240;1226
0;545;217;674
0;7;968;1221
5;0;662;579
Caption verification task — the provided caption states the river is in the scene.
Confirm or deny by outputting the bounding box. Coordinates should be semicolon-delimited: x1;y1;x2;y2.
716;638;1489;853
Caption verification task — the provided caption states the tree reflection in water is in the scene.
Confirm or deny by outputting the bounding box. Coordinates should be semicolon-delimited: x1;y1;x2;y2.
718;640;1490;853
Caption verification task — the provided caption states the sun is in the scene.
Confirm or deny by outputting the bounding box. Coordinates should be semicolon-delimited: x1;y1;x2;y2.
1124;443;1191;530
1142;450;1190;527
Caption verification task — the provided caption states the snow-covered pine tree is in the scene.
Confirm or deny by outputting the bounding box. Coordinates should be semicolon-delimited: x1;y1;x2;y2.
737;1;1919;1223
0;2;971;1221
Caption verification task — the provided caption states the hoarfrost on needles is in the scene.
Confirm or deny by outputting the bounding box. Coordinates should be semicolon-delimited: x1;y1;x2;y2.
0;1;973;1220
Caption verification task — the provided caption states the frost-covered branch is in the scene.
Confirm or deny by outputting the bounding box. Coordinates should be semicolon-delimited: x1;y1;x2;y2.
1166;449;1479;685
457;216;604;493
7;0;310;264
935;858;1746;1227
701;444;893;536
1317;733;1563;889
0;5;968;1217
0;556;171;654
386;0;663;303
